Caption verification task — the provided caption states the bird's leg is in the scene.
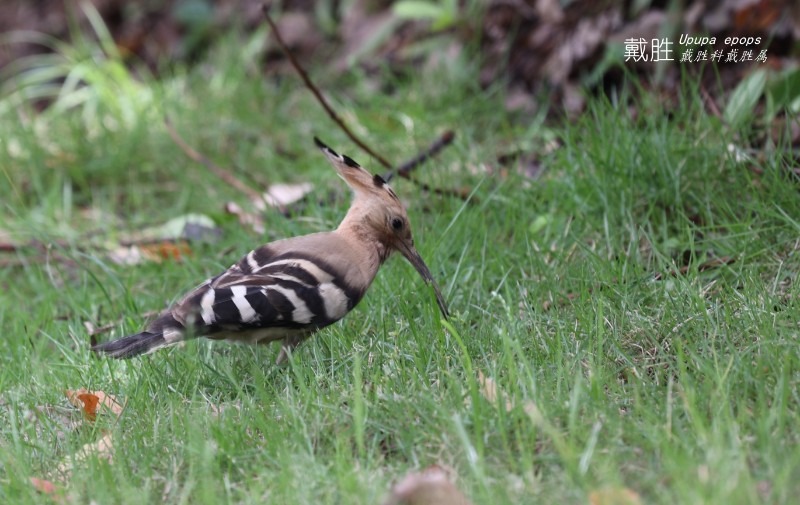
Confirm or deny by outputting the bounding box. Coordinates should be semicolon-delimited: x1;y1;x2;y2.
275;332;312;365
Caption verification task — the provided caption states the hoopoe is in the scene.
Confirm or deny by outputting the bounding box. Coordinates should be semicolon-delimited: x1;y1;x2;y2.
92;138;449;364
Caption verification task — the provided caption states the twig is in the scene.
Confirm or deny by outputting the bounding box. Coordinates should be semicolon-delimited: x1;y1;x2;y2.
260;3;393;170
384;131;466;200
699;83;722;119
164;117;264;204
407;177;471;200
261;3;468;201
385;130;455;182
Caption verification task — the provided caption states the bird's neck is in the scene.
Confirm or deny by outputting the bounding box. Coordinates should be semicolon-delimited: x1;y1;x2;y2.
337;208;392;267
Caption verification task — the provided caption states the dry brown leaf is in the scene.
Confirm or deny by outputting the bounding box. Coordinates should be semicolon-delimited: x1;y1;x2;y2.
588;486;642;505
139;241;192;262
29;477;63;502
64;389;124;422
56;432;114;478
108;242;192;265
384;465;472;505
733;0;783;32
477;370;513;412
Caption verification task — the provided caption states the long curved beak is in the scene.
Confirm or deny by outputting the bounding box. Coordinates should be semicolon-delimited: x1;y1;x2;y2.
396;241;450;319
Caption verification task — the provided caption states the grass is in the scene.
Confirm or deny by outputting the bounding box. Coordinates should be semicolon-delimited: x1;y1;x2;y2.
1;26;799;505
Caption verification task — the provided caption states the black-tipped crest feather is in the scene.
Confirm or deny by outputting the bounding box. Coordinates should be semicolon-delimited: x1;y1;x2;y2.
314;137;337;156
342;155;360;168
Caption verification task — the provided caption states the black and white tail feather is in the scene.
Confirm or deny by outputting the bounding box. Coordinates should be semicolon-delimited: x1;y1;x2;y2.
92;137;449;364
94;330;167;359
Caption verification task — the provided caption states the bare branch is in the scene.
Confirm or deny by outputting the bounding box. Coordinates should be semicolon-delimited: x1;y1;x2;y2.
260;3;393;170
385;130;455;182
164;116;264;204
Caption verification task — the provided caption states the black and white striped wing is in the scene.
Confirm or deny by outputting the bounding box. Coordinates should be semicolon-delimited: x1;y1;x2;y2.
170;246;363;343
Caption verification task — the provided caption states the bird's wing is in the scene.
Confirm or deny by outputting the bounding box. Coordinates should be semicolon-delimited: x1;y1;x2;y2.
166;243;363;335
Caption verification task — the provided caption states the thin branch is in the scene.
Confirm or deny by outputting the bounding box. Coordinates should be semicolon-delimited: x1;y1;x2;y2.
406;177;471;200
385;130;455;182
260;3;393;170
261;3;468;201
390;131;468;199
699;83;722;119
164;116;264;204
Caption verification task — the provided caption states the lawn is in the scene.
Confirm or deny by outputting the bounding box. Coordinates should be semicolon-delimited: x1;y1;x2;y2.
1;22;799;505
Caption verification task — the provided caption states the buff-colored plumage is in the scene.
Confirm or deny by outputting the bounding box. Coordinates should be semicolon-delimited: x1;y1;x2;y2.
93;138;448;363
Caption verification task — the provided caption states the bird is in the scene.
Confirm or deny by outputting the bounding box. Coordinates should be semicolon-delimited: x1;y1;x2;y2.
92;137;449;364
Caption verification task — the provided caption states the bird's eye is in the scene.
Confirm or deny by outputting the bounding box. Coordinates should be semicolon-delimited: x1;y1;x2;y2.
391;217;404;231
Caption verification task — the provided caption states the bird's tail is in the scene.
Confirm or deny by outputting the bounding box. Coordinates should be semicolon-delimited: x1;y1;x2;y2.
92;312;186;359
92;331;169;358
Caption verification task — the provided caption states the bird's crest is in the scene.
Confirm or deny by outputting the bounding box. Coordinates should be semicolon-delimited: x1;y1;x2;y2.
314;137;399;203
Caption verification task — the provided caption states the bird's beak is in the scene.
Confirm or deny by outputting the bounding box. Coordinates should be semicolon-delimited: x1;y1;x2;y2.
396;241;450;319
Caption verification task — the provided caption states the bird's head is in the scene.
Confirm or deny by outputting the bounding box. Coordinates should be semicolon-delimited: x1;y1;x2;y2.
315;137;449;319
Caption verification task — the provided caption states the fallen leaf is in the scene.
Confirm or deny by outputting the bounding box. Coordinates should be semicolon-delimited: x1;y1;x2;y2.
139;241;192;262
477;370;513;412
29;477;63;502
262;182;314;208
384;465;473;505
588;486;642;505
108;245;145;265
733;0;783;32
125;213;219;243
107;214;219;265
108;241;193;265
65;389;124;422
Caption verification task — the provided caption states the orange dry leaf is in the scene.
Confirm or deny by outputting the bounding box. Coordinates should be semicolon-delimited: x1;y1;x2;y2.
30;477;63;501
140;241;192;262
64;389;123;421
